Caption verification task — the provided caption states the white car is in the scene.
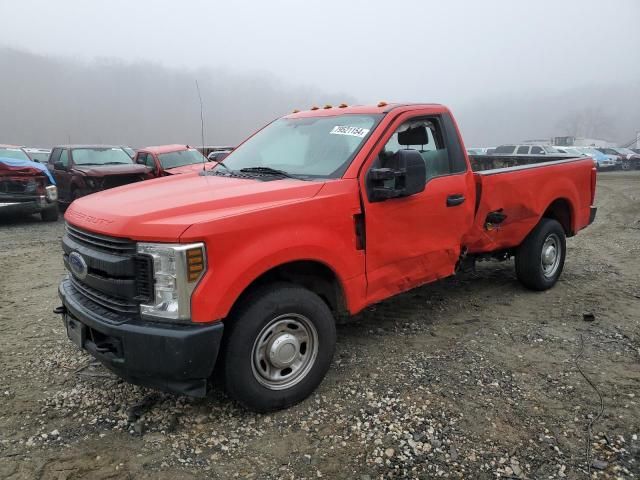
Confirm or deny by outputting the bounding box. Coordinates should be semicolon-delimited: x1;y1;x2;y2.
493;144;570;156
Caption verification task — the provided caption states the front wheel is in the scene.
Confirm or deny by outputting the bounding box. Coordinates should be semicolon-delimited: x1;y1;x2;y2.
220;282;336;412
621;160;631;170
515;218;566;291
41;206;59;222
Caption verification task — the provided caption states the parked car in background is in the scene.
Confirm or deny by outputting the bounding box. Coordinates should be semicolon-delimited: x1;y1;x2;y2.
466;147;490;155
1;155;58;221
631;148;640;155
48;145;150;206
195;145;235;158
494;144;571;156
0;144;31;161
24;148;51;163
608;147;640;170
122;146;136;159
207;149;233;163
595;147;624;169
134;144;211;177
561;146;616;170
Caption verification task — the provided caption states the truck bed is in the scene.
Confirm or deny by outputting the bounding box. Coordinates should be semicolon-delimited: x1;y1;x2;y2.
463;157;596;254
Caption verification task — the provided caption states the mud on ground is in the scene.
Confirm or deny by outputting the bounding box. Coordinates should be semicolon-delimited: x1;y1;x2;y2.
0;172;638;479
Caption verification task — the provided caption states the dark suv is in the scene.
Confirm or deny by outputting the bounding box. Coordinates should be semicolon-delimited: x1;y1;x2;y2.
48;145;151;205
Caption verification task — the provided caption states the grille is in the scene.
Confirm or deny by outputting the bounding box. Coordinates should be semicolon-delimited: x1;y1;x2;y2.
102;175;143;189
70;276;139;316
65;223;136;255
63;224;154;318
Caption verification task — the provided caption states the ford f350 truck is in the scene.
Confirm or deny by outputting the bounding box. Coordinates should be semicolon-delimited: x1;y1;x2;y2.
56;103;597;411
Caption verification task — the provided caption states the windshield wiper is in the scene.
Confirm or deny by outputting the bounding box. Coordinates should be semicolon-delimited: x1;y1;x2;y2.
239;166;297;179
102;162;130;165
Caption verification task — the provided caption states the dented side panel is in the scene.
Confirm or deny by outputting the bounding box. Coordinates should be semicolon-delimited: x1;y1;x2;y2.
464;158;595;254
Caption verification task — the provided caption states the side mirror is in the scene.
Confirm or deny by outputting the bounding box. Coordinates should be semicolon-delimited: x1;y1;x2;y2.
367;149;426;202
53;161;66;170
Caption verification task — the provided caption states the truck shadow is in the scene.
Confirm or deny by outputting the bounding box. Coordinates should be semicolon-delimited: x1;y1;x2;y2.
337;261;520;341
0;212;60;226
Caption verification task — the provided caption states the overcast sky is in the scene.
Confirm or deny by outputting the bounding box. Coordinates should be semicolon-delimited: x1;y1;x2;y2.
2;0;639;104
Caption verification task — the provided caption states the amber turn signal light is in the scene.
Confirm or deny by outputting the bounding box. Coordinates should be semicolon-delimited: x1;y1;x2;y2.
186;247;205;282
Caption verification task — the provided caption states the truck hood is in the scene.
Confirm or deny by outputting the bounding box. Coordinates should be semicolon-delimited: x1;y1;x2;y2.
72;164;149;176
65;172;325;241
165;163;215;175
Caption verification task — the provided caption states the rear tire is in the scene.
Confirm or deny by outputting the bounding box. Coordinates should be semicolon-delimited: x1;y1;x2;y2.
515;218;566;291
221;282;336;412
41;206;59;222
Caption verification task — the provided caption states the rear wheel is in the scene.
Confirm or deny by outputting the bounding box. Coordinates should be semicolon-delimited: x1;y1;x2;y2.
41;206;59;222
622;159;631;170
515;218;566;291
221;282;336;412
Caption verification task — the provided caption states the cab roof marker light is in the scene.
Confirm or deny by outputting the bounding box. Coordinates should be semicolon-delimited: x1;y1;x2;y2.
310;106;319;110
292;109;300;113
378;101;388;107
323;104;332;109
338;103;348;108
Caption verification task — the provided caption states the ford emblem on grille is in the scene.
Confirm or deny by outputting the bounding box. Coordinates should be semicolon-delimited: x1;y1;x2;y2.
68;251;88;280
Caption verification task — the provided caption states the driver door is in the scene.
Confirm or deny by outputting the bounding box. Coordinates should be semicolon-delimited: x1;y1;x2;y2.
50;148;72;201
361;110;475;304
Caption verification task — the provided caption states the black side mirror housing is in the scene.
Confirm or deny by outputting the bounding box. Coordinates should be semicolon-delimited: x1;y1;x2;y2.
53;161;66;170
367;149;427;202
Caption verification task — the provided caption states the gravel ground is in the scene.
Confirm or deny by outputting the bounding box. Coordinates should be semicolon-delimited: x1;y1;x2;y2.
0;171;638;479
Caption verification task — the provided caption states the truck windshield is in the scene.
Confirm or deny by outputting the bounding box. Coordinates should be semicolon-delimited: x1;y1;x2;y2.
158;149;206;169
72;148;134;165
0;147;31;161
222;114;382;178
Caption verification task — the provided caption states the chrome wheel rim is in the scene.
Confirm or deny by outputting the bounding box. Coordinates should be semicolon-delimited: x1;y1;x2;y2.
251;313;318;390
541;233;561;278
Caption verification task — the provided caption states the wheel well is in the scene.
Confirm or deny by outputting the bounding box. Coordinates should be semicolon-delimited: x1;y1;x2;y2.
543;198;573;237
230;261;347;317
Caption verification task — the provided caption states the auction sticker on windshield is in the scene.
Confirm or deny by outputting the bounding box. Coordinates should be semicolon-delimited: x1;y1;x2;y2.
330;126;370;138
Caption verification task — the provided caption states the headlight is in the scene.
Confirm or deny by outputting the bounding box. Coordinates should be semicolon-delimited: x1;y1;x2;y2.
137;242;206;322
45;185;58;202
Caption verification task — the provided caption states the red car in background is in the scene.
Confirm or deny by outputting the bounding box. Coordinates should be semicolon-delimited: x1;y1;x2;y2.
133;144;212;177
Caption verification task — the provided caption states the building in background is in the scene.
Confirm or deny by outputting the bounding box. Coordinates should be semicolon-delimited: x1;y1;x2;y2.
551;136;614;148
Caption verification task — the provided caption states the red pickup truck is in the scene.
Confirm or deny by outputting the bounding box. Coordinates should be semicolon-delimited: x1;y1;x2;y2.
57;103;596;411
133;144;212;177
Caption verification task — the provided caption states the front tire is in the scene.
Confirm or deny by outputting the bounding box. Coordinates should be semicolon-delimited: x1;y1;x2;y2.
221;282;336;412
515;218;566;291
41;206;59;222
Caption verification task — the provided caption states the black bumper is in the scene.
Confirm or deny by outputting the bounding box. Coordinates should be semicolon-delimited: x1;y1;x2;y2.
589;206;597;225
57;277;223;397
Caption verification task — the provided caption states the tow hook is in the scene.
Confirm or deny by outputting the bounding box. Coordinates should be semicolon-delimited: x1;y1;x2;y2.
53;305;67;315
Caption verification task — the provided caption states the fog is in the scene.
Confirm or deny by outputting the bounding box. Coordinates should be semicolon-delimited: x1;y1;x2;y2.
1;0;639;148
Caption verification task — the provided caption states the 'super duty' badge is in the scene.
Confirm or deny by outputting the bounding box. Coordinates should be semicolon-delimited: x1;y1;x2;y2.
68;251;88;280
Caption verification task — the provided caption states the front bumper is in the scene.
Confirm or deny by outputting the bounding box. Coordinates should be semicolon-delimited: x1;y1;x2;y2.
0;196;57;215
57;277;223;397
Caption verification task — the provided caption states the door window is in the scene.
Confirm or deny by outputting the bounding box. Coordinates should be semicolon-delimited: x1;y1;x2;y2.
58;149;69;168
516;146;529;154
530;146;544;154
380;117;452;179
138;153;155;168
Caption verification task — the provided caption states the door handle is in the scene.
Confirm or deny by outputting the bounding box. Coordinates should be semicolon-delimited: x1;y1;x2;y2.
447;194;465;207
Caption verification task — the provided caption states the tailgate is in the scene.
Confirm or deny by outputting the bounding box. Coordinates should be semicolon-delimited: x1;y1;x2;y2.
463;158;595;254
